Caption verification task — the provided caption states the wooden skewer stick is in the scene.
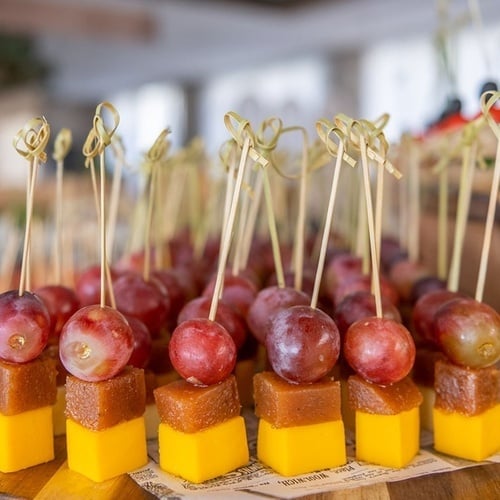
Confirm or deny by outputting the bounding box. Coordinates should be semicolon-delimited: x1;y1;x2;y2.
475;90;500;302
142;129;170;281
13;116;50;296
208;113;268;322
447;122;480;292
107;135;127;262
312;124;355;309
82;102;120;308
353;123;383;318
437;165;449;281
52;128;72;284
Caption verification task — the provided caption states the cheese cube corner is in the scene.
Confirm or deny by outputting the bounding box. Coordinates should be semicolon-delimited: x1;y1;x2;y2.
0;406;54;473
355;407;420;468
433;404;500;461
66;416;148;482
158;415;249;483
257;418;346;477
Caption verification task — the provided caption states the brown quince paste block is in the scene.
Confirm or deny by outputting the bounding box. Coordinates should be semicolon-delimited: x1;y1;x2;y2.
434;359;500;416
253;371;342;428
347;374;423;415
153;375;240;433
65;366;146;431
44;344;69;386
0;355;57;416
144;369;158;405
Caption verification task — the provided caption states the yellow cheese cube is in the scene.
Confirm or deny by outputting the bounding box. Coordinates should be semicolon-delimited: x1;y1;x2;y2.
52;385;66;436
257;418;346;477
66;416;148;482
158;415;249;483
433;404;500;461
144;402;160;440
355;407;420;468
417;384;435;432
0;406;54;473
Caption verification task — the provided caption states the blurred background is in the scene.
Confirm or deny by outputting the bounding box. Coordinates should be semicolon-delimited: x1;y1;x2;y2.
1;0;499;185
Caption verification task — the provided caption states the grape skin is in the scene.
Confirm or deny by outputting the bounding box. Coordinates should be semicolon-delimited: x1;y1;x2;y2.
343;316;416;385
0;290;50;363
59;305;133;382
246;286;310;345
434;297;500;368
266;305;340;384
169;318;237;386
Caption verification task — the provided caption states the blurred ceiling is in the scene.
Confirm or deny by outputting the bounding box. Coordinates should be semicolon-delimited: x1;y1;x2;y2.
1;0;499;102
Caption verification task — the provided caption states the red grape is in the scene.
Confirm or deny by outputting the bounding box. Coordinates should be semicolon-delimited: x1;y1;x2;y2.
74;264;120;307
388;259;430;303
59;305;133;382
379;236;407;273
113;272;170;337
343;316;416;385
202;272;258;317
411;289;462;345
433;297;500;368
333;273;400;308
34;284;80;340
265;267;316;298
151;269;187;329
0;290;50;363
177;296;247;350
334;291;401;337
167;231;195;268
114;248;153;274
266;305;340;384
169;318;236;386
324;252;363;300
409;275;447;305
246;285;310;344
173;265;202;300
125;315;153;369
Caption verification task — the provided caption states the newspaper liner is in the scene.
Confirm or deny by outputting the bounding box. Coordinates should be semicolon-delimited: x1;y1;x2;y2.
129;408;500;499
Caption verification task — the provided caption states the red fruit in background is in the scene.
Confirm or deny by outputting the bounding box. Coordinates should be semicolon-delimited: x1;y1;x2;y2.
202;272;258;317
409;275;447;305
35;284;80;340
412;289;462;345
113;272;170;337
265;267;316;299
323;252;363;300
343;316;415;385
74;264;120;307
433;297;500;368
333;274;399;308
334;290;401;337
0;290;50;363
266;305;340;384
246;285;310;344
379;237;407;273
177;296;247;351
125;315;153;369
388;258;430;303
59;305;133;382
169;318;236;386
151;269;187;329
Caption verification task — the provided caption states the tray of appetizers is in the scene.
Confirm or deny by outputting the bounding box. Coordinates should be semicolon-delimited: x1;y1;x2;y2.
1;95;500;499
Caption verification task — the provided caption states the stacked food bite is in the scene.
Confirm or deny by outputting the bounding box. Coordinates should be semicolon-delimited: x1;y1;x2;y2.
0;90;499;490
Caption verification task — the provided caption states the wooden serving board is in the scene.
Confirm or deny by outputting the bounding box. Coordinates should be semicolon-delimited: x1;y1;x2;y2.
1;436;499;500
